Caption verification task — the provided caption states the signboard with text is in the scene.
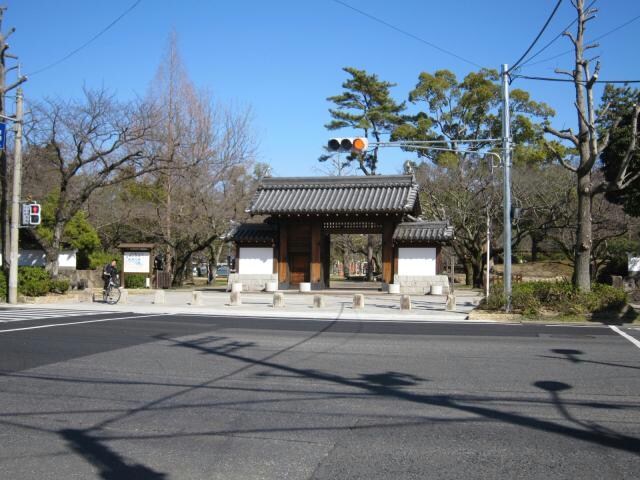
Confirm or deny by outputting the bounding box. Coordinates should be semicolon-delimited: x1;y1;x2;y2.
123;251;150;273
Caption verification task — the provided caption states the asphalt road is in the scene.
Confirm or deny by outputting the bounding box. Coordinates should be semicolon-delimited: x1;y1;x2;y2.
0;310;639;479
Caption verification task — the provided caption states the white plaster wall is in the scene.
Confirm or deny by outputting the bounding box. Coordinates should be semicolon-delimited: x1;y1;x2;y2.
239;247;274;275
0;249;77;268
398;247;436;276
58;250;77;268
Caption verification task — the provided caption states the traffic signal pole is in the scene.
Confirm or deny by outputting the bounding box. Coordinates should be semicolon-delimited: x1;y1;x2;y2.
8;87;22;304
501;64;512;311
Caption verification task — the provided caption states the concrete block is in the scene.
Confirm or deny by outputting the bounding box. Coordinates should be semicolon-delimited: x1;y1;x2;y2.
611;275;623;289
120;289;128;305
400;294;411;311
299;282;311;292
192;291;202;306
231;283;243;293
431;285;443;295
353;294;365;310
265;281;278;292
313;294;324;308
446;294;456;311
230;291;242;306
388;283;400;294
273;292;285;308
153;290;165;304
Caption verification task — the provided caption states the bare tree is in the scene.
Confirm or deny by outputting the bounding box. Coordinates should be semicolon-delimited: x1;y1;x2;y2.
126;33;258;285
25;88;166;276
544;0;640;291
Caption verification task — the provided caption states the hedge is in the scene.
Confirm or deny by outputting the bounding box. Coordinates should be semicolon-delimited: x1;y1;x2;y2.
483;280;627;316
124;273;147;289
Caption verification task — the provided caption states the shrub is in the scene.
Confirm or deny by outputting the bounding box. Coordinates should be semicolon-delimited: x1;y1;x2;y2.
0;270;6;301
89;251;121;271
483;280;627;316
125;274;147;289
18;267;51;297
50;279;70;294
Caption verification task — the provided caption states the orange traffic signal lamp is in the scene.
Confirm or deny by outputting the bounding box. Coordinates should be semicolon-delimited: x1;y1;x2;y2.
327;137;369;154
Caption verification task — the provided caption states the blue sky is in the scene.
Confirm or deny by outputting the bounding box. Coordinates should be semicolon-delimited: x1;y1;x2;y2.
5;0;640;176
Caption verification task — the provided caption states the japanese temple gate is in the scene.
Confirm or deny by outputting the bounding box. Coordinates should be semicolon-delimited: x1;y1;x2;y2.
227;175;454;293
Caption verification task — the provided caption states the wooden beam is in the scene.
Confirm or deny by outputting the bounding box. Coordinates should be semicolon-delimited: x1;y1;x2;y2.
311;220;322;287
278;222;288;285
382;220;394;285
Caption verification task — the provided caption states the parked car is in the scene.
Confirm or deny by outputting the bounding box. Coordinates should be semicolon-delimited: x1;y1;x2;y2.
216;265;230;277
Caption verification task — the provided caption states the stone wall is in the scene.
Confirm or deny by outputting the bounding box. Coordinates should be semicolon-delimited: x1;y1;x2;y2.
59;269;103;289
393;274;450;295
228;273;279;292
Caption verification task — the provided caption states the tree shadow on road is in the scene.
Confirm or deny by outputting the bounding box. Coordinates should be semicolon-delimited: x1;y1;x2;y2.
154;333;640;455
61;429;167;480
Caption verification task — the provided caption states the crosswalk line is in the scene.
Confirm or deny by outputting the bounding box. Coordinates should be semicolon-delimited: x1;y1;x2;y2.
0;308;118;323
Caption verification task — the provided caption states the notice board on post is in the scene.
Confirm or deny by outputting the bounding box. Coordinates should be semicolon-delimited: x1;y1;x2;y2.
118;243;155;288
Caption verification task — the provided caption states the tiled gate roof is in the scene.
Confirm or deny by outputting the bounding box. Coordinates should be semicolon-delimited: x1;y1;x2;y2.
247;175;420;215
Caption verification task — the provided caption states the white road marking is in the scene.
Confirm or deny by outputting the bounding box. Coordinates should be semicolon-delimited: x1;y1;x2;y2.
609;325;640;350
0;314;168;334
0;308;117;323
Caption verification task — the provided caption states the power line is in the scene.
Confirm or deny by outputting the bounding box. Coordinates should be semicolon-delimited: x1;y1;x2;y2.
516;0;598;69
513;74;640;84
519;9;640;70
27;0;142;77
330;0;485;69
508;0;564;72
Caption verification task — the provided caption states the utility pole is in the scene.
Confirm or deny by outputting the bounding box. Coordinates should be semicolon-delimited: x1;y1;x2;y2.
501;64;512;311
8;86;21;304
0;7;26;277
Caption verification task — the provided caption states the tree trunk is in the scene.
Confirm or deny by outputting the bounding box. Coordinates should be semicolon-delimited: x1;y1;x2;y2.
463;260;472;286
575;173;592;291
366;234;374;281
471;252;484;289
531;232;542;262
49;222;64;278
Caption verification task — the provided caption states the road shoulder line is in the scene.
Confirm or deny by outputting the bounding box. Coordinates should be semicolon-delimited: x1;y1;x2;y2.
609;325;640;350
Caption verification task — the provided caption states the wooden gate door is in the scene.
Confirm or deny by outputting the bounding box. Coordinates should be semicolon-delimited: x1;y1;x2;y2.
290;253;309;285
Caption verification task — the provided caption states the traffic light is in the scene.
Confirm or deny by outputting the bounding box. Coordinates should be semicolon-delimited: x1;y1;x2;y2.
327;137;369;154
21;203;41;226
29;203;41;225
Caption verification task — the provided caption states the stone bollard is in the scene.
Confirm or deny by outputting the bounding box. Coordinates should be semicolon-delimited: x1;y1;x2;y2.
230;291;242;306
120;289;128;305
273;292;285;308
313;294;324;308
353;293;365;310
446;294;456;311
400;294;411;311
231;283;243;293
192;291;202;306
611;275;623;290
387;283;401;294
153;289;165;304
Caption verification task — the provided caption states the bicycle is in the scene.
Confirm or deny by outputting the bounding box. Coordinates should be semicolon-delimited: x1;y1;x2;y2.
103;275;121;305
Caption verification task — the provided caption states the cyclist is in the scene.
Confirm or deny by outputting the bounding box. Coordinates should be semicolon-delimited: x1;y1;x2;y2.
102;259;119;295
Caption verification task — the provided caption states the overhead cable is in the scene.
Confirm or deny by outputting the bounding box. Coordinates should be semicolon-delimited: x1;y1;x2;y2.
508;0;564;73
516;0;598;69
330;0;485;69
513;74;640;84
27;0;142;77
